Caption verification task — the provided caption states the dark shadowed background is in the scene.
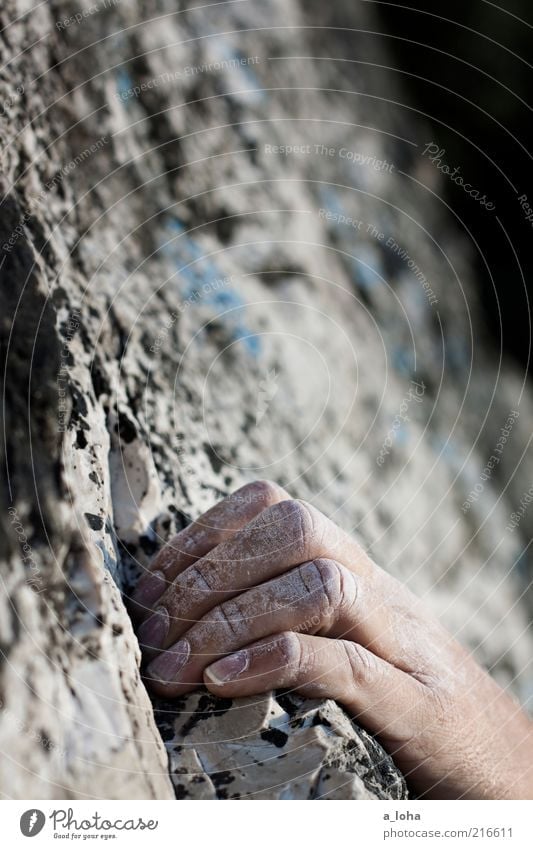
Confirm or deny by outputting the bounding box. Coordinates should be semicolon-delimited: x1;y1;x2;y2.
377;0;533;372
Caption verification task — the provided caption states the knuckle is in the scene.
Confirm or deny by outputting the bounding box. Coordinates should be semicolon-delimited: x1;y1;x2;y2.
238;479;287;508
267;498;303;523
267;499;320;548
168;561;217;610
341;641;380;689
276;630;304;671
309;558;358;617
188;562;214;591
193;598;245;646
212;600;244;640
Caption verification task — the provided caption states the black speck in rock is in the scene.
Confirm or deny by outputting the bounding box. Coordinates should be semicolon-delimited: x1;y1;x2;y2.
174;783;190;799
84;512;103;531
75;429;88;449
211;770;235;787
115;412;137;444
139;534;158;556
260;727;289;748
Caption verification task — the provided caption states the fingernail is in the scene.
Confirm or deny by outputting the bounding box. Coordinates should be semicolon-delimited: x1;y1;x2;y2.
204;650;249;685
137;608;169;651
132;570;167;607
146;640;190;683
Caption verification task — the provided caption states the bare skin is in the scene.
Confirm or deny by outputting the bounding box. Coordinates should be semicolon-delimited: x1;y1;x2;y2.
131;480;533;799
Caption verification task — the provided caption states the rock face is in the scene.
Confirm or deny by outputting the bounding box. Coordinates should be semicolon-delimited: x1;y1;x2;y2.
0;0;531;799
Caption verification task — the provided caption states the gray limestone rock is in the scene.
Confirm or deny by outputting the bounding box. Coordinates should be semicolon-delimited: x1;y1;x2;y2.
159;692;406;800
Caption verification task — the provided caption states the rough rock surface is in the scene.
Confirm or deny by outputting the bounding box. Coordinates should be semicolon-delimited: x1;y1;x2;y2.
0;0;531;799
159;692;406;800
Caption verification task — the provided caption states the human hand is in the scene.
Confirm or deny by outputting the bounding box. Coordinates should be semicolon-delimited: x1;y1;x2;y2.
131;481;533;799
